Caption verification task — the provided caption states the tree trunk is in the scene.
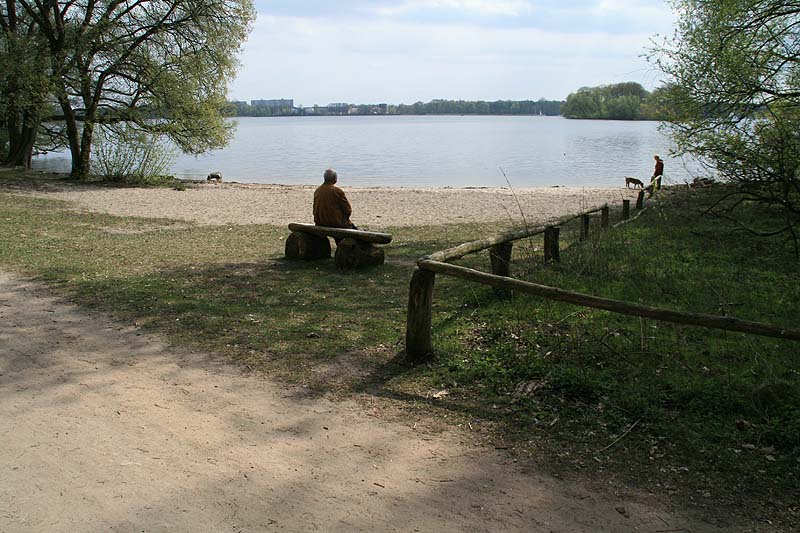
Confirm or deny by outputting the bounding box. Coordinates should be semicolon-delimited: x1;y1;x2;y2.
72;120;94;180
4;114;36;167
58;93;84;179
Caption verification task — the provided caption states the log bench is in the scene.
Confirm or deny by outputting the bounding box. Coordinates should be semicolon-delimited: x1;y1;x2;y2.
285;223;393;269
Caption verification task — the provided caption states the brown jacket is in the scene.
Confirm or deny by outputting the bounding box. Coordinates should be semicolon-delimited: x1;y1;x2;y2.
313;183;353;227
654;159;664;177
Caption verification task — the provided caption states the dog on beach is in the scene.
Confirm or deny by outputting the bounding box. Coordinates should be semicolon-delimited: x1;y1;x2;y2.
207;172;223;183
624;176;644;189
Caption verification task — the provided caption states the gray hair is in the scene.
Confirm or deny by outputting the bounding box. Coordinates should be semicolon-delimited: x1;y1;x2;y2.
323;168;337;182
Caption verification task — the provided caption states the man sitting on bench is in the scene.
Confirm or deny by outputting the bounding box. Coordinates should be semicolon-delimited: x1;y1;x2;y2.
313;169;358;238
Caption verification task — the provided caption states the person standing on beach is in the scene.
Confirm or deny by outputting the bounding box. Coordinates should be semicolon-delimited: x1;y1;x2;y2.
313;168;357;229
652;155;664;188
647;154;664;196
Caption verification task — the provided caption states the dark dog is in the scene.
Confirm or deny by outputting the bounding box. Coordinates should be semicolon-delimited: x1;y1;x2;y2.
625;176;644;189
207;172;223;183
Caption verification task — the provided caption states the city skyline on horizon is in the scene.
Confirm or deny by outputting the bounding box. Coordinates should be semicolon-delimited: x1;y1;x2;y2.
235;96;568;107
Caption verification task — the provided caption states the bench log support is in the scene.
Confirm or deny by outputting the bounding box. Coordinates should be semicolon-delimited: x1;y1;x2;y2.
286;223;392;269
285;231;331;260
335;238;385;269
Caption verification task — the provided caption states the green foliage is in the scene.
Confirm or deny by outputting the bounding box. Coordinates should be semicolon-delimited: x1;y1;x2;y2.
561;82;661;120
0;32;49;121
0;12;55;165
651;0;800;243
390;99;563;116
428;189;799;517
93;125;177;182
561;82;667;120
2;0;256;177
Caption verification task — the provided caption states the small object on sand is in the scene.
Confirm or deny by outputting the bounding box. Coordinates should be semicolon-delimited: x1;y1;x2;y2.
207;172;223;182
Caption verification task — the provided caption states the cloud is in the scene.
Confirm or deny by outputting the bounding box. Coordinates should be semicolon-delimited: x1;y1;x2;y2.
374;0;535;17
231;2;676;103
255;0;673;32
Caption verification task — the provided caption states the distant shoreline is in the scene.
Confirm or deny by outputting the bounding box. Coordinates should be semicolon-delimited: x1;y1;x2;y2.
224;114;662;122
225;113;563;118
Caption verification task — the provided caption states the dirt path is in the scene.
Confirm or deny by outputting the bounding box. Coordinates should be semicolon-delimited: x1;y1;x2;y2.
0;270;736;532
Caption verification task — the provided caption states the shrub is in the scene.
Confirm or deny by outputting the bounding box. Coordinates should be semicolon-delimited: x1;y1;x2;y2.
92;124;177;183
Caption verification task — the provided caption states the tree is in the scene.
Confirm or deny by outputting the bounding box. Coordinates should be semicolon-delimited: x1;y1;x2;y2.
561;82;662;120
651;0;800;244
0;0;54;167
7;0;255;179
562;88;602;118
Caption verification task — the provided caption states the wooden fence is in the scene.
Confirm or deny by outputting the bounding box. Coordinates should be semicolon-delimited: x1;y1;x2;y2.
405;193;800;361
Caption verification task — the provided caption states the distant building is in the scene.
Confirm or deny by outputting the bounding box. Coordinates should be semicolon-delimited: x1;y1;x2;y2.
251;99;294;109
378;103;388;114
327;103;349;114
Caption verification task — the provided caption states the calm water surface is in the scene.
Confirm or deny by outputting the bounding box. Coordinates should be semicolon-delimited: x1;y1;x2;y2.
32;116;695;187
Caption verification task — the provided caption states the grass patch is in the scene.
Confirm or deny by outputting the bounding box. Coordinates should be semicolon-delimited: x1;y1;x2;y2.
0;175;797;527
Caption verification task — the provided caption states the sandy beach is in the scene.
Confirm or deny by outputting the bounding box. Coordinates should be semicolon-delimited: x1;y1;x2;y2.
9;179;640;227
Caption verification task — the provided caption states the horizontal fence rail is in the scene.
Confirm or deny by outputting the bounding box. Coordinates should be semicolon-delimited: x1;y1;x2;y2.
422;206;606;263
405;198;799;361
419;259;800;341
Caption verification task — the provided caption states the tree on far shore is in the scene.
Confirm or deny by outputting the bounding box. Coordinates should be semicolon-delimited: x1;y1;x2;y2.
561;82;668;121
1;0;255;179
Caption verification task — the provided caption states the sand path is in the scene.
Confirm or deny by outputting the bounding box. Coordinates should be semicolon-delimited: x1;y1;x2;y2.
0;271;737;532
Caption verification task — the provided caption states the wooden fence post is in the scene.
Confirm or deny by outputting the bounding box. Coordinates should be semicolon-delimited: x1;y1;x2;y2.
489;242;513;277
601;205;609;228
405;268;436;362
489;242;513;298
636;190;645;210
544;226;560;263
580;214;590;241
622;200;630;219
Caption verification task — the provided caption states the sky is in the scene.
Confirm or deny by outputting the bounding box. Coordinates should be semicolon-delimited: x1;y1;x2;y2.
229;0;678;106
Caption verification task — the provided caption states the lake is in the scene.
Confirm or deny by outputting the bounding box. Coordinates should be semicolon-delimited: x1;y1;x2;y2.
32;115;696;187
